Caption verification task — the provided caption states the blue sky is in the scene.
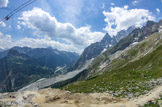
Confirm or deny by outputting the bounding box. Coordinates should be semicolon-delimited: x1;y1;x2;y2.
0;0;162;53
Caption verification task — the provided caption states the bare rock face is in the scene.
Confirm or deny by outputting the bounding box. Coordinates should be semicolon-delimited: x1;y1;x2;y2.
68;20;162;81
72;26;134;70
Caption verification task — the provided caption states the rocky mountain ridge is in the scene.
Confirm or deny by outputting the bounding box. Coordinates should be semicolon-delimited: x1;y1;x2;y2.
71;26;135;70
63;20;162;99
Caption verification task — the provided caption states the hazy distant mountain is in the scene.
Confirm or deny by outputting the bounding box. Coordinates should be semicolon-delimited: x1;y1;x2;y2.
0;48;3;52
0;47;79;92
0;47;79;69
0;49;53;92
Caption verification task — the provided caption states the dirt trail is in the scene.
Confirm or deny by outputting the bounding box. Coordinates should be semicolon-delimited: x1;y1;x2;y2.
0;85;162;107
33;85;162;107
131;85;162;106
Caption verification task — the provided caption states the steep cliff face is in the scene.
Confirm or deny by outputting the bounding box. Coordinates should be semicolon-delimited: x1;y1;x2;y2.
115;26;135;42
103;20;161;56
61;20;162;87
71;26;135;70
86;20;162;79
64;25;162;97
71;33;116;70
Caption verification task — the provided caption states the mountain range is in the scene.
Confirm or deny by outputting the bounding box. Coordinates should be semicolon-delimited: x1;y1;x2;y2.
63;20;162;98
0;47;79;92
71;26;135;70
0;20;162;95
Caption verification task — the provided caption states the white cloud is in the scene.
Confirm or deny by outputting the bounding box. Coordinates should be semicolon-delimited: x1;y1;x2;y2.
18;7;104;51
17;25;21;30
0;22;6;27
0;0;9;8
0;32;83;53
124;5;128;9
103;5;155;36
132;0;139;5
14;37;82;53
0;32;12;49
156;8;160;14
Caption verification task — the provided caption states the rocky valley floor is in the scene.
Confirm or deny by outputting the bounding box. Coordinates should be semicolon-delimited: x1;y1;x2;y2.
0;85;162;107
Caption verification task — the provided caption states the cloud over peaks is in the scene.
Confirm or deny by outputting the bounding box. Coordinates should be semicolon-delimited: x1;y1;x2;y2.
0;32;12;49
18;7;104;53
103;5;155;36
0;32;83;53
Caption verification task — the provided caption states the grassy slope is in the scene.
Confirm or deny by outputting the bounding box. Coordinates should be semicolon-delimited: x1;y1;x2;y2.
63;32;162;97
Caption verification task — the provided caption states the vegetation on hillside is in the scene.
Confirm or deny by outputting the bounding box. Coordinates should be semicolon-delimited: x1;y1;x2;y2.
63;32;162;98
